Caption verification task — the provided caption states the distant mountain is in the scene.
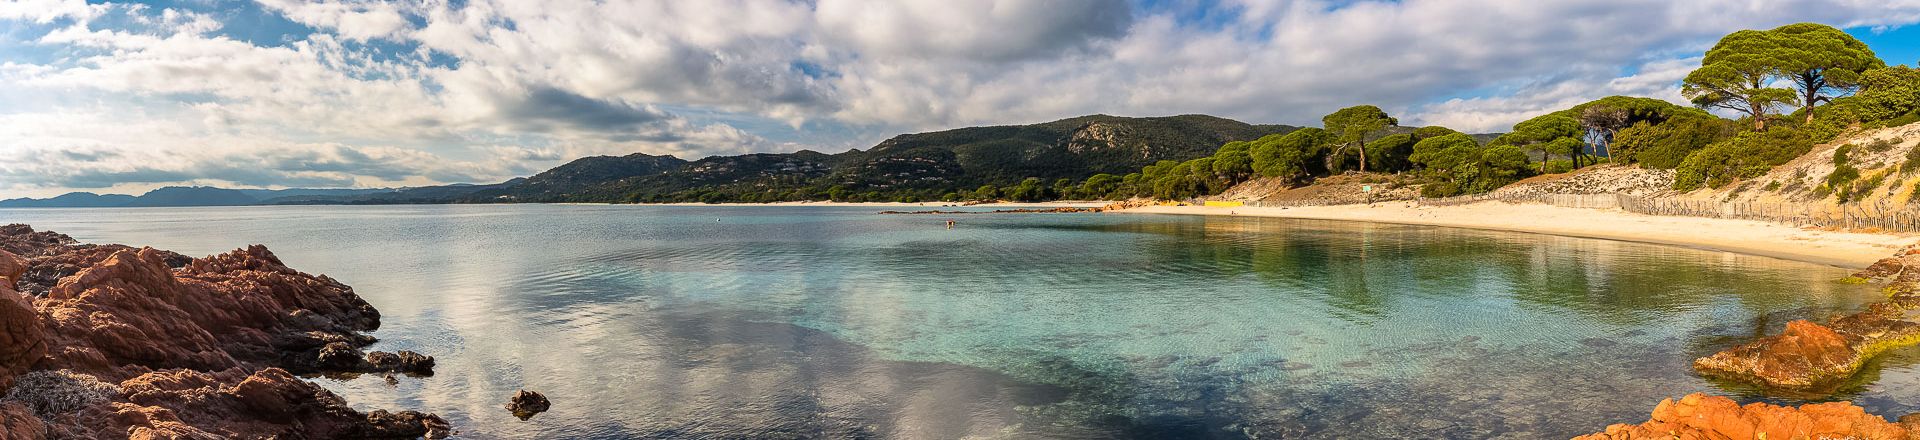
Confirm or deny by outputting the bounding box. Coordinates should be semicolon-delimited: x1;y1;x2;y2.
426;114;1302;203
0;187;396;208
123;187;260;207
3;114;1311;206
0;192;139;208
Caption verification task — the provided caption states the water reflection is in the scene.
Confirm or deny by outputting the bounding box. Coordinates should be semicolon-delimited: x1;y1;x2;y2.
0;205;1902;438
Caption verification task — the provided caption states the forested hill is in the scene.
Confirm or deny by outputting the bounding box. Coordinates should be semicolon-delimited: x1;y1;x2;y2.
310;114;1302;204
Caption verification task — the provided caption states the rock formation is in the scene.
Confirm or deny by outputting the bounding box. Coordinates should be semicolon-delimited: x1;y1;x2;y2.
0;224;448;439
1574;393;1919;440
505;390;551;421
1694;247;1920;391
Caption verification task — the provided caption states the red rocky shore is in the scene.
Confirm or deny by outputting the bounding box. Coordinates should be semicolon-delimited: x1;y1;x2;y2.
1577;245;1920;439
1576;393;1920;440
0;224;448;439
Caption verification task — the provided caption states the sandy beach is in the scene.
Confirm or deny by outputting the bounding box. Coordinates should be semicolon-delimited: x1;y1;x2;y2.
1120;201;1916;268
634;200;1113;208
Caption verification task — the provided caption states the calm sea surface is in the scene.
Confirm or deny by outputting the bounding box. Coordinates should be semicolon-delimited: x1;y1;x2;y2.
4;204;1917;439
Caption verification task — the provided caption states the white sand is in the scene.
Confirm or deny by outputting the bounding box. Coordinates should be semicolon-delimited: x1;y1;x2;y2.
647;200;1110;208
1120;201;1917;268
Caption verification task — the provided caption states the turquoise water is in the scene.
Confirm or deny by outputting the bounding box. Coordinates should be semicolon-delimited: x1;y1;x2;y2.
1;204;1911;439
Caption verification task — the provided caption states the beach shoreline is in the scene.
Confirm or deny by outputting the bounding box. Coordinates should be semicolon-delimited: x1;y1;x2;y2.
1118;201;1915;268
550;200;1112;208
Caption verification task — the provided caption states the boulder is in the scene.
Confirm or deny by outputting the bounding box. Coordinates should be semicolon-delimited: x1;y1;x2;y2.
506;389;552;420
316;342;366;371
0;260;45;391
1695;320;1858;389
1575;393;1917;440
0;402;46;440
365;350;436;376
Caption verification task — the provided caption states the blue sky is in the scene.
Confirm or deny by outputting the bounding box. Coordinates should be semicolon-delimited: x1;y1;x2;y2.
2;0;1919;198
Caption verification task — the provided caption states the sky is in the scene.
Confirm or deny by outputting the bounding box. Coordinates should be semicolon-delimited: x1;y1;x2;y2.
2;0;1919;198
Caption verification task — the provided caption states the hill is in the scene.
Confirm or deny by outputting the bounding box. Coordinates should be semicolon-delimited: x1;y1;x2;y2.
2;114;1306;206
0;192;138;208
289;114;1299;204
0;187;395;208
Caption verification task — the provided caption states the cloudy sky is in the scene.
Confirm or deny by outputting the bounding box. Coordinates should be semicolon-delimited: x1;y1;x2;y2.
2;0;1919;198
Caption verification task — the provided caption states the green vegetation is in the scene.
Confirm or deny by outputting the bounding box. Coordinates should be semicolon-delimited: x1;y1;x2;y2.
1673;125;1822;191
1682;23;1880;130
1321;105;1399;173
1494;114;1582;173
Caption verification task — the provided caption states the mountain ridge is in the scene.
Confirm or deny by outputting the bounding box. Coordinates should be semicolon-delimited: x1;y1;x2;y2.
0;114;1355;206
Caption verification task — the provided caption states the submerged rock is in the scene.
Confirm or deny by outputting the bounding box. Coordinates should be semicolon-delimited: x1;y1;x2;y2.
0;225;448;438
506;389;552;420
1574;393;1919;439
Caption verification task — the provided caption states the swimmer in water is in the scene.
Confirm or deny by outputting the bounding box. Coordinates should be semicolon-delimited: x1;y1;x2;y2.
945;220;955;229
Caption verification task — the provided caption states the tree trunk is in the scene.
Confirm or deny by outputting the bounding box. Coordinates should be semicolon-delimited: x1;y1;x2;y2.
1800;72;1821;124
1357;139;1368;173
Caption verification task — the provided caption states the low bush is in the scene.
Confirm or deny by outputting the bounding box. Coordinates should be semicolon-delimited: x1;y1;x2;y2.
1;370;119;417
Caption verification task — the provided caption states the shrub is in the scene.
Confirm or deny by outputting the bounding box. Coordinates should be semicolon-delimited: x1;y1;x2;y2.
1903;144;1920;174
1543;159;1576;174
1420;182;1460;198
1;370;119;417
1674;126;1819;191
1866;138;1900;153
1615;117;1736;169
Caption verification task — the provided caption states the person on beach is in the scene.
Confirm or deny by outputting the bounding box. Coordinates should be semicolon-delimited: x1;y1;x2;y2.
946;220;955;229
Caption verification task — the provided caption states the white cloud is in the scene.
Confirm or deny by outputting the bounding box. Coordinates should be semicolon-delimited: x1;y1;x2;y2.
4;0;1920;197
255;0;411;42
0;0;97;23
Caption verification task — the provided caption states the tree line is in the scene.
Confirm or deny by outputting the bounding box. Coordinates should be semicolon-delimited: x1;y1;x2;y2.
938;22;1917;204
640;22;1916;205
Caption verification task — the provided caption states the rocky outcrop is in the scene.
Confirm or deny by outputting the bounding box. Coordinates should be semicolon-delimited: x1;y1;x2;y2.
1575;393;1918;440
1693;319;1873;389
0;402;45;440
1694;247;1920;391
505;390;551;420
0;224;447;439
0;250;47;393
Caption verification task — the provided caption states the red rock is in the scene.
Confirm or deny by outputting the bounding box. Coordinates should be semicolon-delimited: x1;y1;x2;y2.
0;254;46;392
0;226;446;438
1695;320;1863;389
0;249;25;286
0;402;46;440
1575;393;1914;440
1695;250;1920;391
0;225;75;258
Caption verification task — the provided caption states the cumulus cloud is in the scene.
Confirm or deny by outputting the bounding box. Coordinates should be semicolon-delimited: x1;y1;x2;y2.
3;0;1920;197
0;0;97;23
255;0;410;41
814;0;1132;62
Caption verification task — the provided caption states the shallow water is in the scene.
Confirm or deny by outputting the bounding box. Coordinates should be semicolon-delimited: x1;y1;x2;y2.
2;204;1912;439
